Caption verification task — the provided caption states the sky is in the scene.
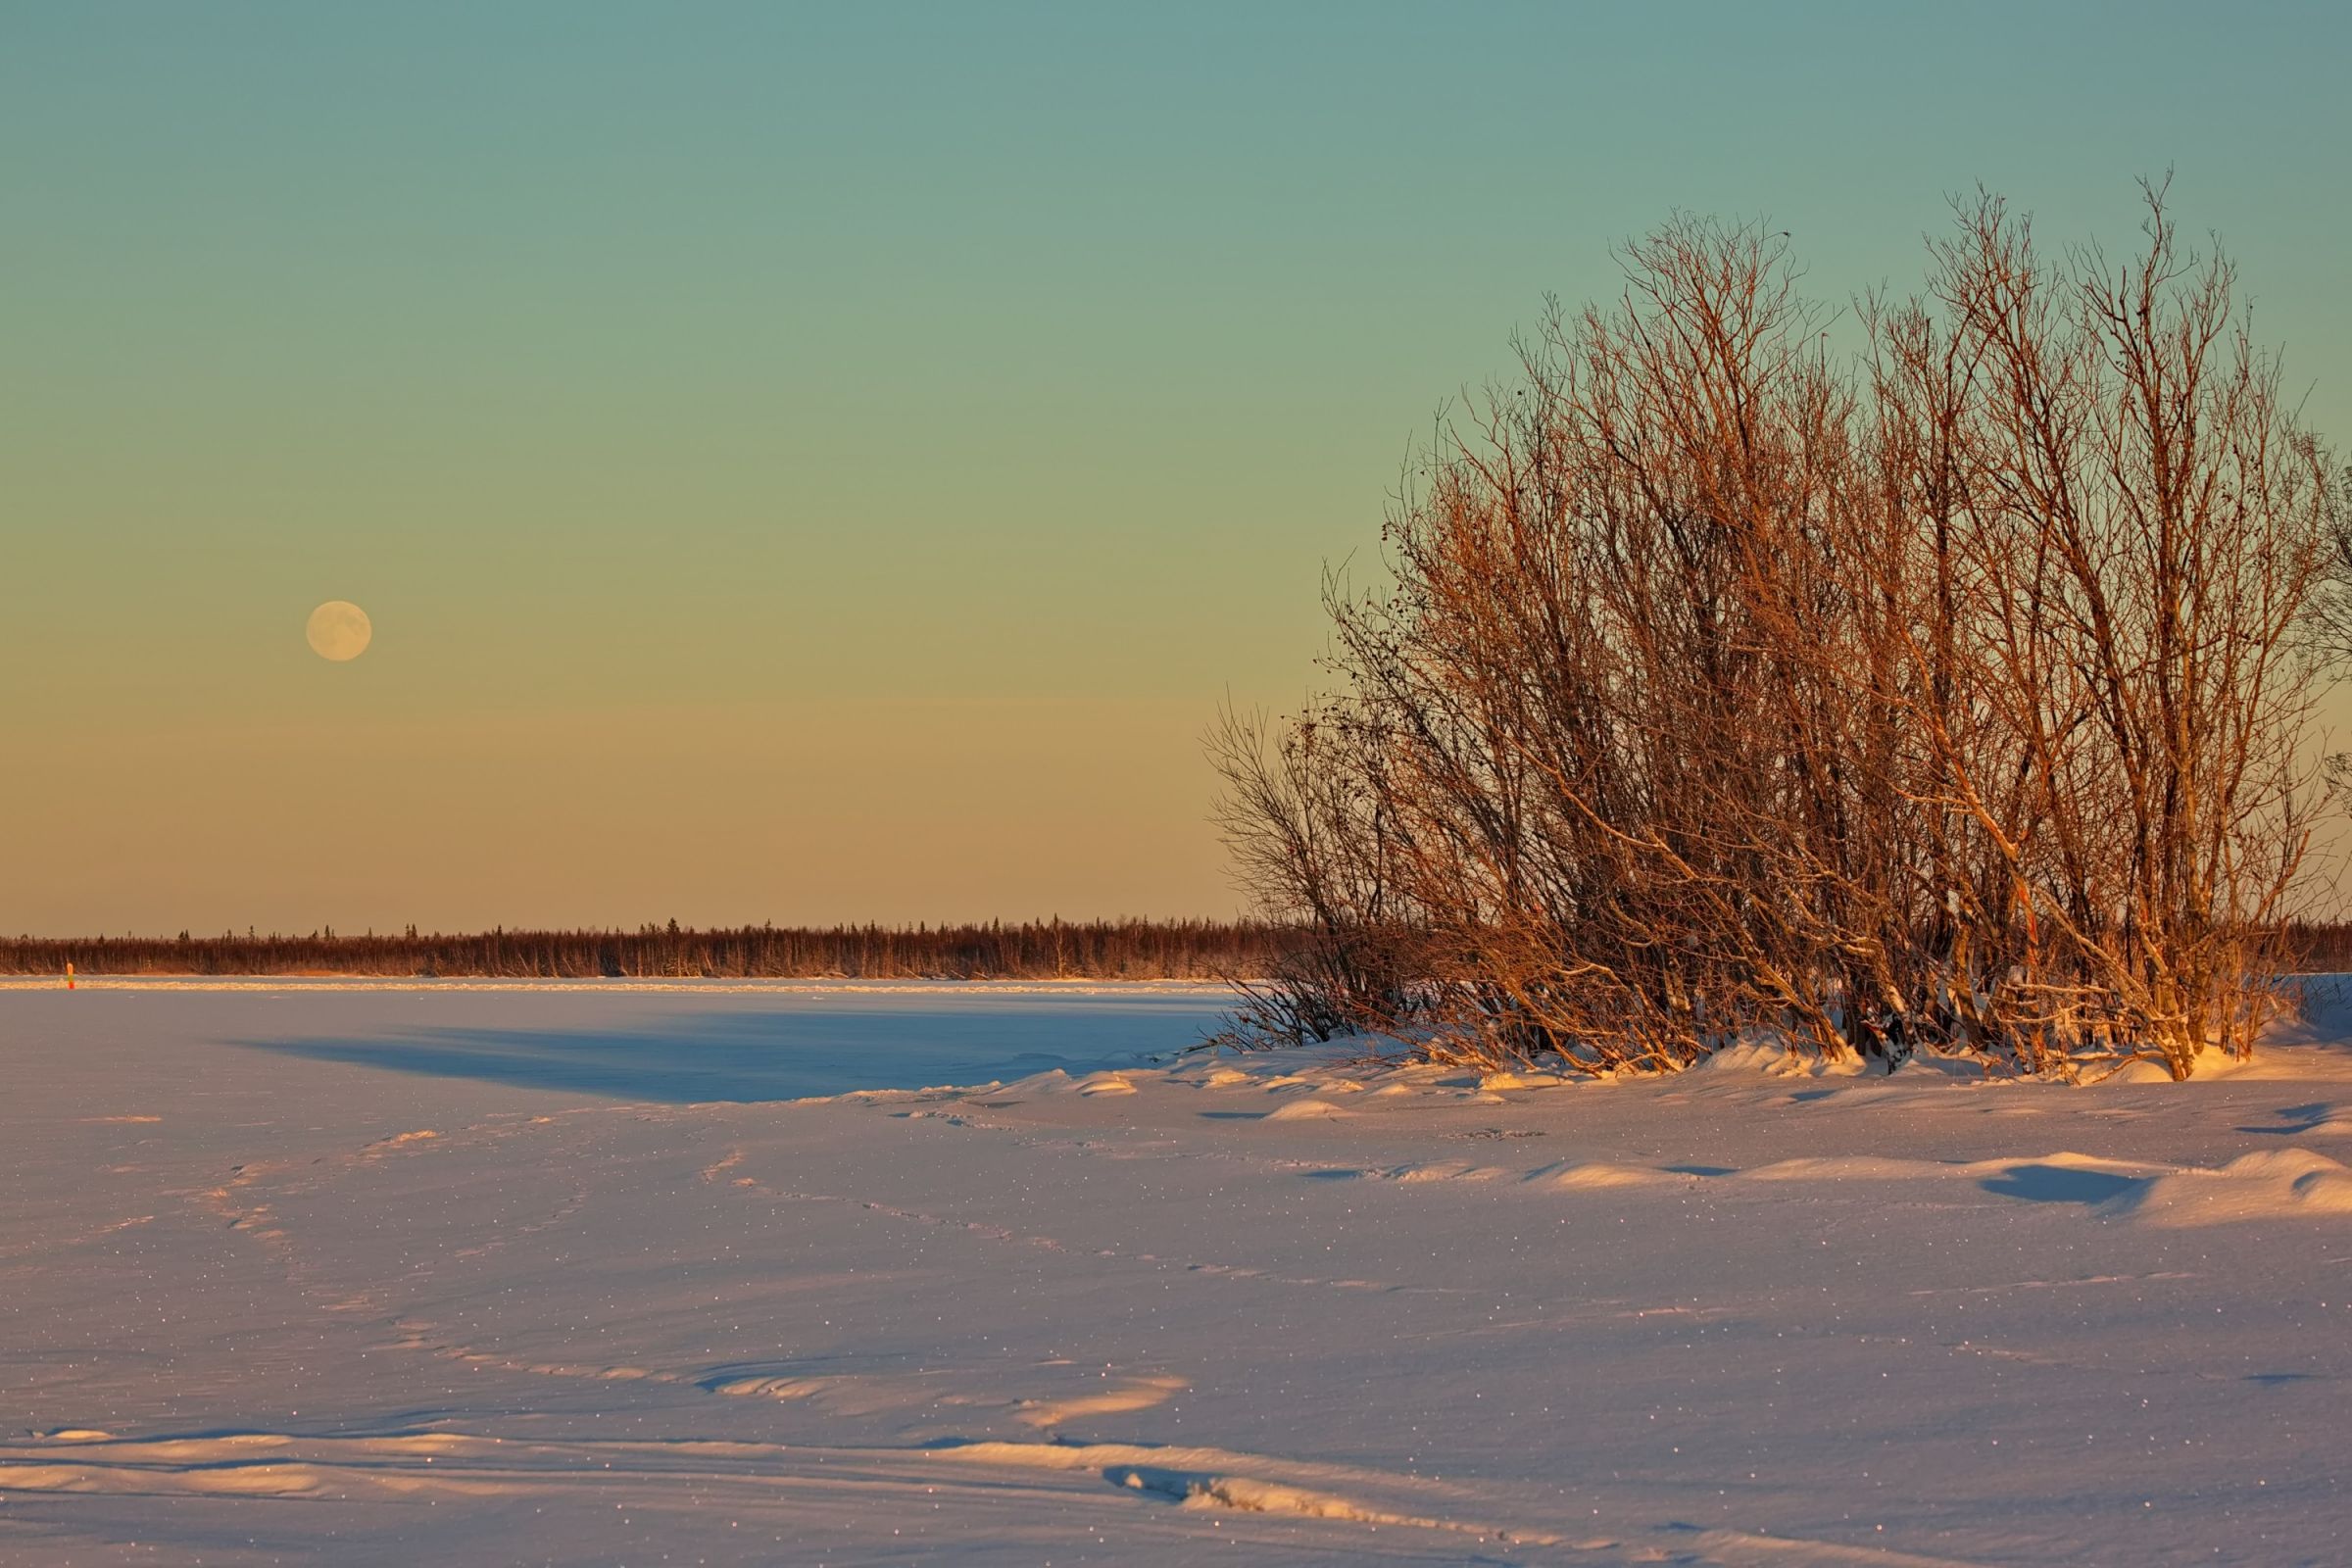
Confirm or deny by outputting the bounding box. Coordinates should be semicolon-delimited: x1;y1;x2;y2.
5;1;2349;936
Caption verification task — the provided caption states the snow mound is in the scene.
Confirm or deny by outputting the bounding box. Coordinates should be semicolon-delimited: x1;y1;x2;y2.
1015;1374;1186;1428
1526;1159;1675;1189
1689;1039;1870;1078
706;1374;837;1401
999;1069;1075;1096
1478;1069;1572;1091
1741;1154;1970;1183
1370;1159;1509;1184
2292;1113;2352;1139
1263;1098;1351;1121
992;1067;1147;1098
2109;1148;2352;1227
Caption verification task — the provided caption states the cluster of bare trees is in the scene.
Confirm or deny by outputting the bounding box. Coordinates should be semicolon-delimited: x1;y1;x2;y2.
1216;185;2337;1079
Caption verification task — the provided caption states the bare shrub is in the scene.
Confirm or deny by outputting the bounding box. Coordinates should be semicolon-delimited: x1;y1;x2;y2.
1217;186;2334;1078
1206;705;1427;1046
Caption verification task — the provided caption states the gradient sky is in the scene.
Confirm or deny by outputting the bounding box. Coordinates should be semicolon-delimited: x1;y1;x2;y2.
6;2;2348;936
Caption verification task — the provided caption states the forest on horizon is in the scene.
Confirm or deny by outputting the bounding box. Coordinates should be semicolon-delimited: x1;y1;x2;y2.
0;919;1298;980
11;918;2352;983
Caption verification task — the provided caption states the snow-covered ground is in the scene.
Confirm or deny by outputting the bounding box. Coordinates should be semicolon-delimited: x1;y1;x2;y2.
6;982;2352;1566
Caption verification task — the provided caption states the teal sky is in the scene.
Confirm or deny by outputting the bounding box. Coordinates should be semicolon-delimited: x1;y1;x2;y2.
6;2;2348;935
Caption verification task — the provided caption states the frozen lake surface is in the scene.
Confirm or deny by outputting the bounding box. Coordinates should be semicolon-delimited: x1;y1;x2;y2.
5;981;2352;1565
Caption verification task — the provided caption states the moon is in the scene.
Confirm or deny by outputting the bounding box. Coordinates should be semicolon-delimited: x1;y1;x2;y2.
306;601;373;662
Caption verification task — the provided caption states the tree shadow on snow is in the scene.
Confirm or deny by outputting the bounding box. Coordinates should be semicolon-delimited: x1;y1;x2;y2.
235;998;1220;1103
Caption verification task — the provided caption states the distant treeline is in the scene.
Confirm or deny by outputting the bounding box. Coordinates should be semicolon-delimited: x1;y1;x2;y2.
10;918;2348;984
2283;923;2352;976
0;919;1302;980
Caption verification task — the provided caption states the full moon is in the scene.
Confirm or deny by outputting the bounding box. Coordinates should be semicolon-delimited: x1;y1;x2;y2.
306;601;373;662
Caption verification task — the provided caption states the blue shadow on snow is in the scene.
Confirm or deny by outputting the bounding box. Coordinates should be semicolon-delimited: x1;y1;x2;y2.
236;996;1227;1103
1978;1163;2141;1205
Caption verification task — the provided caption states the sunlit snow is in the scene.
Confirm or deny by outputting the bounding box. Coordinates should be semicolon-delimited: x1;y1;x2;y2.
5;981;2350;1564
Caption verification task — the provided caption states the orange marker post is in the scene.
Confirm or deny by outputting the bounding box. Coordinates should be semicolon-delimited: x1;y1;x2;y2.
66;962;74;991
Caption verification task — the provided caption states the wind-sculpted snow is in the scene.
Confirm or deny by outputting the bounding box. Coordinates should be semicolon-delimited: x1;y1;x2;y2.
2107;1148;2352;1226
7;986;2352;1564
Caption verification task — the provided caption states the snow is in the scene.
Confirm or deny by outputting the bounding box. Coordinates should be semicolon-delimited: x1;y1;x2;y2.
6;981;2352;1564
